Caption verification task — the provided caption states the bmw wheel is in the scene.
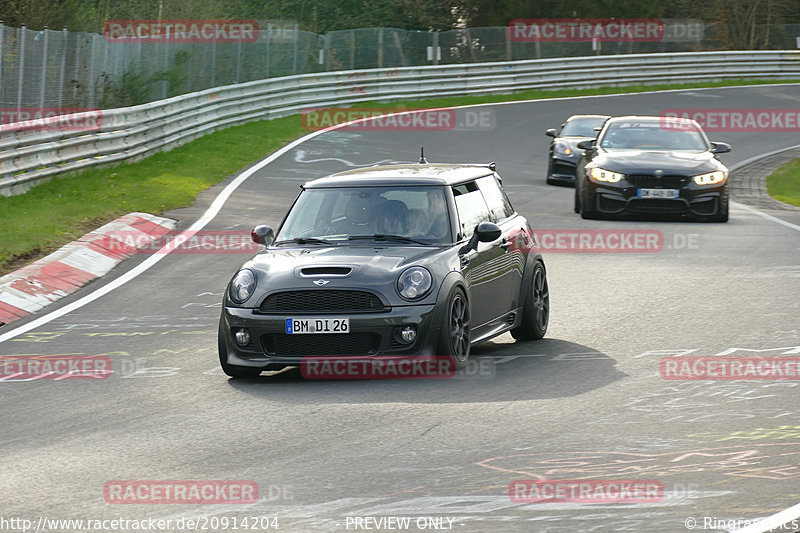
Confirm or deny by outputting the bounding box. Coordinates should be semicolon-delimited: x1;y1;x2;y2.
580;181;599;220
511;261;549;341
438;288;471;370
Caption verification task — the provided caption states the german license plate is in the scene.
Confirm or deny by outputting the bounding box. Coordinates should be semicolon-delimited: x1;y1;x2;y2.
638;188;679;199
285;317;349;334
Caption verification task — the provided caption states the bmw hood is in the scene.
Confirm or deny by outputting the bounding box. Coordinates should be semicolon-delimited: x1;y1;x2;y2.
591;149;726;175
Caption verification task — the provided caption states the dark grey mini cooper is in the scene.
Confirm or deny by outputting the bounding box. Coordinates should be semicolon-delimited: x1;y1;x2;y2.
218;160;549;378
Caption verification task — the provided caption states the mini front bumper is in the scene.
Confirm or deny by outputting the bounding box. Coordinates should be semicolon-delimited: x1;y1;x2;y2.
220;304;441;369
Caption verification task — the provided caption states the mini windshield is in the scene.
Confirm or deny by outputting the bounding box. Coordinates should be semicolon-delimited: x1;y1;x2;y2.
275;186;451;244
599;121;709;151
560;117;608;137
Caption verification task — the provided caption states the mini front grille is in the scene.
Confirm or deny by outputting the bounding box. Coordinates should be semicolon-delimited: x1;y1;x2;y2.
259;290;386;314
627;175;689;188
262;333;380;356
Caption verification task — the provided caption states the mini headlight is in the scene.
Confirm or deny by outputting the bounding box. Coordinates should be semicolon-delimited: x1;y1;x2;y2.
589;167;624;183
693;170;726;185
229;268;257;304
554;141;572;156
397;266;432;300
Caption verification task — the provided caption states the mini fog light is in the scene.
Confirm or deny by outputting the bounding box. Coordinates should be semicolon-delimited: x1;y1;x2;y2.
400;326;417;343
234;328;251;346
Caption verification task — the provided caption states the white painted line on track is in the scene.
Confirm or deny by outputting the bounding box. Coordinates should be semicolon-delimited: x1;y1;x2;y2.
733;202;800;232
731;500;800;533
0;128;333;344
2;82;800;344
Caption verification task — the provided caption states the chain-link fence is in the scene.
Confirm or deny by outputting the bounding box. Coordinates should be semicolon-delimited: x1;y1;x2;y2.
1;21;799;114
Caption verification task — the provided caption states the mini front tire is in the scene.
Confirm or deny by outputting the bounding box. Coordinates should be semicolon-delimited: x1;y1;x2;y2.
438;288;471;370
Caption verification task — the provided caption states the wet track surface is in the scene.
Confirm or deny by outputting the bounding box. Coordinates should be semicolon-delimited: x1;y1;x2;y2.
1;85;800;532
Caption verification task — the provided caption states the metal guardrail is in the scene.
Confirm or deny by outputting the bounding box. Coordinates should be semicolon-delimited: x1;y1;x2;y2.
2;50;799;196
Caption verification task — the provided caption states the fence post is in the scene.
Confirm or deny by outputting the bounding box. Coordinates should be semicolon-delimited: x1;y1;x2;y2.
378;29;383;68
292;23;299;75
58;27;67;108
236;40;242;82
265;23;271;78
0;22;4;111
505;27;512;60
211;40;216;87
350;30;355;69
432;31;439;65
17;25;26;114
163;39;169;98
87;33;96;108
40;27;49;109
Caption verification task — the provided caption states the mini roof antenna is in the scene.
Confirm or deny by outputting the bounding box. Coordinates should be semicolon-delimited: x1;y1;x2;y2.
418;147;428;164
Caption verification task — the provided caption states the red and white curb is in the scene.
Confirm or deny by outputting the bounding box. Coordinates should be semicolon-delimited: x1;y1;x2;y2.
0;212;175;326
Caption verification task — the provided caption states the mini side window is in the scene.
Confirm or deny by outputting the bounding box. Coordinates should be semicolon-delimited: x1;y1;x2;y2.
476;175;514;222
452;181;491;240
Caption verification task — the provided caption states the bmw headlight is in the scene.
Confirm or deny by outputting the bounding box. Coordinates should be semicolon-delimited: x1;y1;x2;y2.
554;141;572;156
693;170;727;185
589;167;624;183
229;268;257;304
397;266;432;300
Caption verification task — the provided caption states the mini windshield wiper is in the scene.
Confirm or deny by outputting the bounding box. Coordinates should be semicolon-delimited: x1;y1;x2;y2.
274;237;334;245
348;234;432;245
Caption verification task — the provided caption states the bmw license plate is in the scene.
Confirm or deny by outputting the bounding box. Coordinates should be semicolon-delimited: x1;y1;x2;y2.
637;188;679;199
285;317;349;334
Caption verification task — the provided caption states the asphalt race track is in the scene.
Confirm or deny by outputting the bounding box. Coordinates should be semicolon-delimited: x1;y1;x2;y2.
1;84;800;533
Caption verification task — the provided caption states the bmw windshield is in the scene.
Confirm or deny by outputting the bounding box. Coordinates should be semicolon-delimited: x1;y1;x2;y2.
599;121;710;151
275;186;452;244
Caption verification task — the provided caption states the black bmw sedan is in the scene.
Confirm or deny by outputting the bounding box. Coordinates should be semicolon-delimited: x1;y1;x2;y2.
545;114;610;186
574;116;731;222
218;162;549;378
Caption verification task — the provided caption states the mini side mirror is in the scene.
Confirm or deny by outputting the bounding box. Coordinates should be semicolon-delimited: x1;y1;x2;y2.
545;128;557;138
251;225;275;246
711;142;731;154
577;140;596;150
459;222;502;254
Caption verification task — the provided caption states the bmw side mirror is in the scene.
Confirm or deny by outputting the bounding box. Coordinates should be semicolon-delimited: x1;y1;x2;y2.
577;140;596;150
711;142;731;154
251;225;274;246
545;128;557;138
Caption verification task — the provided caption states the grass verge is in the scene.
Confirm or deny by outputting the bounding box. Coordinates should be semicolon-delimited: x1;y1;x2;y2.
766;157;800;207
1;78;798;275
